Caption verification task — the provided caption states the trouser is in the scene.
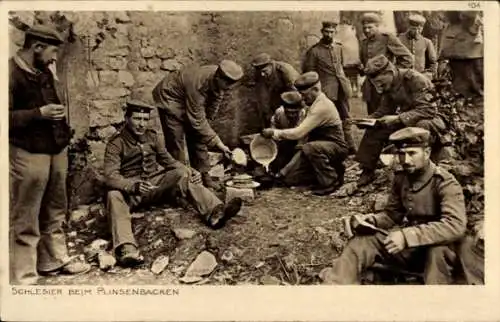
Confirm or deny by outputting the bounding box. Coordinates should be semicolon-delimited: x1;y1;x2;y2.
457;235;484;285
158;109;210;173
9;145;71;285
362;80;383;115
280;140;348;188
107;165;222;251
355;117;447;171
270;141;298;174
325;233;458;285
449;58;483;97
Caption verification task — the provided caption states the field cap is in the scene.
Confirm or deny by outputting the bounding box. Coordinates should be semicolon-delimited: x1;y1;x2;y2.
294;71;320;91
361;12;382;25
26;24;64;46
219;60;244;81
389;127;431;149
252;53;272;68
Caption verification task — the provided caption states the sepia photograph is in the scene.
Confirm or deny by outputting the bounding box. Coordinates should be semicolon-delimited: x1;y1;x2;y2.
2;1;499;321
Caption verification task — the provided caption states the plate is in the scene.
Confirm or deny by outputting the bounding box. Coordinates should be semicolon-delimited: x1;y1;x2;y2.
226;180;261;189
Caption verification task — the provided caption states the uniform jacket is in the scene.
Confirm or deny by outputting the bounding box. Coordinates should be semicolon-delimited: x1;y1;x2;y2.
104;126;183;193
270;106;306;130
398;31;438;75
372;162;467;248
255;61;299;127
152;65;224;148
370;68;436;126
9;55;71;154
302;40;353;101
360;32;414;68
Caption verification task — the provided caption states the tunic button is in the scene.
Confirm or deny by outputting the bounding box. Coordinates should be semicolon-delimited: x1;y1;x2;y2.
408;197;413;201
408;207;413;212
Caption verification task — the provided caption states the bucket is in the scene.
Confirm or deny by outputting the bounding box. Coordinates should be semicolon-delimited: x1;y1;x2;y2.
249;134;278;172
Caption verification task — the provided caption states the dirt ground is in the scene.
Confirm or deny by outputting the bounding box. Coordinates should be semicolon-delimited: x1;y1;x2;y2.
39;97;398;286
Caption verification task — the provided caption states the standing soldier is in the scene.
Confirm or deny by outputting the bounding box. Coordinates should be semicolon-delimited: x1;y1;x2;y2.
359;12;414;115
355;55;447;187
398;14;438;80
104;101;243;267
324;127;467;285
152;60;244;189
251;53;300;128
9;25;90;285
303;21;356;155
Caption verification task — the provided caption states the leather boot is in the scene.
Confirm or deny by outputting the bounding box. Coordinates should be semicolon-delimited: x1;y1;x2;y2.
357;168;376;187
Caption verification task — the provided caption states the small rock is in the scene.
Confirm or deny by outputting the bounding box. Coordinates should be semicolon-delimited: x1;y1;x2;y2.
67;231;78;238
173;228;197;240
118;70;135;87
319;267;336;284
208;152;224;166
131;212;145;219
85;218;97;227
184;251;217;277
372;193;389;212
68;242;75;248
114;11;131;23
84;239;109;260
147;58;162;71
314;226;328;235
155;216;165;223
221;250;234;263
98;251;116;271
151;255;170;275
255;261;265;269
75;238;85;244
179;275;203;284
152;239;163;249
70;208;89;222
140;47;156;58
161;59;182;71
260;275;281;285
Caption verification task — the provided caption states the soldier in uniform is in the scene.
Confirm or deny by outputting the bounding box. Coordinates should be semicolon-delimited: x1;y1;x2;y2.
302;21;356;154
104;101;243;267
355;55;447;187
323;127;467;285
251;53;300;128
152;60;244;189
262;72;348;196
359;12;414;115
9;25;90;284
269;91;306;174
398;14;438;80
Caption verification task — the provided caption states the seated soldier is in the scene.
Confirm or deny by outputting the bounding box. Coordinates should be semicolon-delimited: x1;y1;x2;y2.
323;127;467;284
104;100;243;267
269;91;306;175
262;72;348;196
355;55;448;187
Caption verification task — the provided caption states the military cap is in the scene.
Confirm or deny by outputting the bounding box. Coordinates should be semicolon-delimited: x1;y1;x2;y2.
252;53;272;68
218;60;244;81
294;71;320;91
361;12;382;25
322;20;339;29
364;55;390;77
280;91;303;109
125;100;155;113
389;127;431;148
408;14;426;26
25;24;64;46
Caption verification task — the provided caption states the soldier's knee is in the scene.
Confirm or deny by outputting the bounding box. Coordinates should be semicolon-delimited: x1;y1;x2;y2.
107;190;124;201
345;235;378;253
301;142;319;157
172;166;190;182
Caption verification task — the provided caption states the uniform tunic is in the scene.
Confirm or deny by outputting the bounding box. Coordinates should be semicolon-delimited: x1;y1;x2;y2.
398;31;438;76
255;61;299;128
359;32;414;115
324;162;467;284
356;68;446;170
104;126;222;250
152;65;225;173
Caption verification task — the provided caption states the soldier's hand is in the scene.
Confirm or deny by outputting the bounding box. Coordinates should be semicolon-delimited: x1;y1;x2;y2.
378;115;400;127
136;181;157;195
40;104;65;120
383;230;407;254
261;128;274;139
219;144;231;159
189;168;202;185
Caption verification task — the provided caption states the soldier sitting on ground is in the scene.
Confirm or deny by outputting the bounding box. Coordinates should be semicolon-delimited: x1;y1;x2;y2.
323;127;467;285
104;100;243;267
